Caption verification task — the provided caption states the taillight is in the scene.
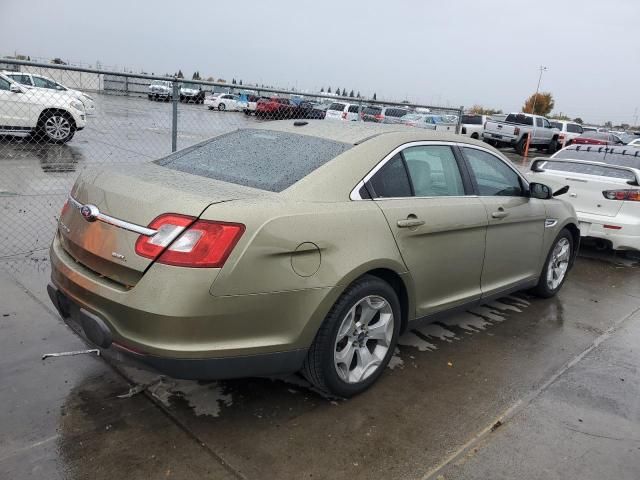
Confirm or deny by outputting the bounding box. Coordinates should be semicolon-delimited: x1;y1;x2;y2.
375;114;384;121
342;111;347;120
602;190;640;202
135;213;245;268
60;198;70;217
514;127;520;136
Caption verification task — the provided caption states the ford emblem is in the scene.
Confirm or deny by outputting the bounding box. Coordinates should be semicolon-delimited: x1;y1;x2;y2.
80;204;99;222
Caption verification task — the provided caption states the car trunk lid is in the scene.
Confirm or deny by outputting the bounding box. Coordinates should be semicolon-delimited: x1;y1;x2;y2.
58;163;263;286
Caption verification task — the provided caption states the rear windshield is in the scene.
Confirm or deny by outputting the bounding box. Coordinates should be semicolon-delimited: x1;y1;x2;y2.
539;160;636;181
155;129;352;192
363;106;382;115
549;121;563;130
554;146;640;170
462;115;483;125
385;108;409;118
506;114;534;126
328;103;346;111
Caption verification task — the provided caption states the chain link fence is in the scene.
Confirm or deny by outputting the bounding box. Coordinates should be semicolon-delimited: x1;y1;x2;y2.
0;59;463;261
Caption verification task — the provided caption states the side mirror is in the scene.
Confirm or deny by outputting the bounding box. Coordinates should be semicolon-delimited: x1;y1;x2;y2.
9;84;22;93
529;182;553;200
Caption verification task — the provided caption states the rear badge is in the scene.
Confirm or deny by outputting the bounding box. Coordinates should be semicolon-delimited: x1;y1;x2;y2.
111;252;126;261
80;204;99;222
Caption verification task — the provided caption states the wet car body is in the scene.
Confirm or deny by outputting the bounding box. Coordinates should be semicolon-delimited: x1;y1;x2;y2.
48;121;579;396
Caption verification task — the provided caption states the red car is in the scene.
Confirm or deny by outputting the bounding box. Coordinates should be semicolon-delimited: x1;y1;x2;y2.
570;132;624;146
255;97;295;119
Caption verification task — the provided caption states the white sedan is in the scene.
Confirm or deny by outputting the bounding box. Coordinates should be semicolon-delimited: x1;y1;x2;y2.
3;71;96;115
204;93;240;111
526;145;640;251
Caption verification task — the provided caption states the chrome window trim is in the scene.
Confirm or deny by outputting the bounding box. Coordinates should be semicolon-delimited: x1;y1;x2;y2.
68;196;157;237
349;140;463;200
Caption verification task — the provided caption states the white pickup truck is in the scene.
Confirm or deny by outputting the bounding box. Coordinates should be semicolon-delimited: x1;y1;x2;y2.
483;112;560;155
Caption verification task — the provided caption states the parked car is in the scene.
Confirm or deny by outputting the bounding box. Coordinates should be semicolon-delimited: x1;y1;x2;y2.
291;101;326;119
238;94;262;115
548;120;584;147
483;112;560;155
48;120;578;397
627;138;640;148
205;93;241;111
526;144;640;251
0;73;86;143
179;82;205;104
361;106;410;124
571;132;625;146
325;102;360;121
460;114;487;139
3;71;96;115
401;113;457;132
255;97;295;118
148;80;173;101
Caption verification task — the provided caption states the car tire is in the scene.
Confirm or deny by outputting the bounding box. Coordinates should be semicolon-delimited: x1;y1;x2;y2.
532;229;573;298
471;132;479;139
515;137;528;155
547;139;558;154
301;275;401;398
218;103;226;111
37;111;76;144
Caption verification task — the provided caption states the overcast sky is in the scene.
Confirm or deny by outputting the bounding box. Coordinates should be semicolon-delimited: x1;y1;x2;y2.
1;0;638;124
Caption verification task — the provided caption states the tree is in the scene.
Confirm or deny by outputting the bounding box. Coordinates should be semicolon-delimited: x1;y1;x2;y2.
232;78;237;85
320;87;324;92
604;120;613;128
192;71;201;80
373;92;377;100
522;92;554;115
336;87;340;96
177;70;184;78
239;79;243;85
469;104;502;115
349;90;355;97
327;87;332;93
357;91;361;98
573;117;584;124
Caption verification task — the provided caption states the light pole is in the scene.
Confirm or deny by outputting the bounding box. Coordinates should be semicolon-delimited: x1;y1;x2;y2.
531;65;548;114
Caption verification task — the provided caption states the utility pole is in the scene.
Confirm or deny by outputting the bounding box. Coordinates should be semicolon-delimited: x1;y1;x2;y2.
531;65;548;114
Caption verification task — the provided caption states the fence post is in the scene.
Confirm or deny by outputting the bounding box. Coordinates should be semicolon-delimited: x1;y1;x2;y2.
171;78;179;152
456;106;464;134
358;98;363;122
124;76;129;95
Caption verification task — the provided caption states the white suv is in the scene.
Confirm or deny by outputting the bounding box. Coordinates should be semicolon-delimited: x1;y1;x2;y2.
3;71;96;115
548;120;584;148
0;73;86;144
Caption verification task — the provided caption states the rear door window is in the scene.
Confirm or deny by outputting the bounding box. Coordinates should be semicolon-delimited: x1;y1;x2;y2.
506;114;534;126
156;129;352;192
368;154;412;198
462;115;483;125
348;105;360;113
536;118;544;127
402;146;465;197
567;123;583;134
328;103;345;111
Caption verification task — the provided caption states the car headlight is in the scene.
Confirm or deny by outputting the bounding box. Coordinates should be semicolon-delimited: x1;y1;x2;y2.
70;100;85;112
82;93;93;102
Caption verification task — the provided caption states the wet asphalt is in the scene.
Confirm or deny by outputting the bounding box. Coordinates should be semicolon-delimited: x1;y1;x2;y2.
1;94;639;479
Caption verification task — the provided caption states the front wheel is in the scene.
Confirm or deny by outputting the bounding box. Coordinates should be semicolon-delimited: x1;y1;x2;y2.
515;136;527;155
218;103;226;111
532;229;573;298
547;139;558;154
38;112;76;144
302;275;401;397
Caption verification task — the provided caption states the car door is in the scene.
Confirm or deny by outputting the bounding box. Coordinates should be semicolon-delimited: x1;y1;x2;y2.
366;143;488;317
0;76;32;128
461;146;546;296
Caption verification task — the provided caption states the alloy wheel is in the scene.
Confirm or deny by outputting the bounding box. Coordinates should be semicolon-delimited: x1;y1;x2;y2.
547;237;570;290
334;295;394;384
44;115;71;141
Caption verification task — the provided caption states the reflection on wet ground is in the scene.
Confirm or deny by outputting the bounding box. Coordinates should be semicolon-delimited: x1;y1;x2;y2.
1;242;638;479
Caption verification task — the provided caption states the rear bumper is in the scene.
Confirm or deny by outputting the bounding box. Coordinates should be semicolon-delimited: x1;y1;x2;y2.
482;132;517;144
48;234;335;378
47;282;307;379
577;212;640;251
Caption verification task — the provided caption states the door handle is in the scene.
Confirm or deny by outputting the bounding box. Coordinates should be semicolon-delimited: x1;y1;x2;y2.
397;218;425;228
491;208;508;219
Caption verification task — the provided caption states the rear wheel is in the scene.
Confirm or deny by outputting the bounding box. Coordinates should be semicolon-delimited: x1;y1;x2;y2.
532;229;573;298
302;275;400;397
37;111;76;144
471;132;479;139
515;136;527;155
547;139;558;154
